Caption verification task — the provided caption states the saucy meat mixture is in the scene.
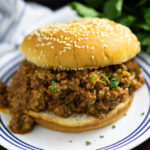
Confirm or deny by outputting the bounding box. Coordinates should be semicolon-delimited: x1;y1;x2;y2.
0;60;144;133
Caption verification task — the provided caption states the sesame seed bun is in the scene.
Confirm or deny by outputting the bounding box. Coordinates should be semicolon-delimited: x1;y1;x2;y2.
25;94;133;132
20;18;140;70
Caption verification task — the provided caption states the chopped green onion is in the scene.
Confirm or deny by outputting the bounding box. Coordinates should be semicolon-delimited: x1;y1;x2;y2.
141;112;144;116
112;125;116;129
51;86;57;92
110;78;119;89
85;141;92;146
91;77;96;82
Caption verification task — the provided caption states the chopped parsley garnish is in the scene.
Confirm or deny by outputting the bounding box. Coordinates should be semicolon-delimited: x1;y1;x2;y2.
112;125;116;129
67;104;72;110
91;77;96;82
141;112;144;116
100;135;104;139
107;73;114;78
110;78;119;89
129;80;134;84
85;141;92;146
102;78;106;82
51;80;56;84
51;86;57;92
120;69;126;74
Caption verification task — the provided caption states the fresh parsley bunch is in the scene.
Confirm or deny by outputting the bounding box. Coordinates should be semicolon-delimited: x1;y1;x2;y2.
69;0;150;55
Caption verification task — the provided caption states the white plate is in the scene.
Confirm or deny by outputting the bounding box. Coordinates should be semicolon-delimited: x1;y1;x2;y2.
0;51;150;150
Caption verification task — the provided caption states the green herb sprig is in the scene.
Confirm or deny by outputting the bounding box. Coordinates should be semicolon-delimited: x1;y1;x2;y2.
69;0;150;55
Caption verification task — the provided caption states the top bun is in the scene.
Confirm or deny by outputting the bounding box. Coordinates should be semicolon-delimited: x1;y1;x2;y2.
20;18;140;70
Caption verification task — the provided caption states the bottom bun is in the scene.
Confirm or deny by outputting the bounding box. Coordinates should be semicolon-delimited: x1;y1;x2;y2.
26;94;134;132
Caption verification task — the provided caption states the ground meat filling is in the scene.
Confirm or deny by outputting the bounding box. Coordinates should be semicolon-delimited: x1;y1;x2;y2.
0;60;144;133
0;81;9;108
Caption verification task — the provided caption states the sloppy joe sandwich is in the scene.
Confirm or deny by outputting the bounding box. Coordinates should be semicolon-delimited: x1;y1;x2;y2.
0;18;144;134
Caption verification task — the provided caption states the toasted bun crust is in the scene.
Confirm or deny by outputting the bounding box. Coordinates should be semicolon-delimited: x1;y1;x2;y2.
26;94;133;132
20;18;140;70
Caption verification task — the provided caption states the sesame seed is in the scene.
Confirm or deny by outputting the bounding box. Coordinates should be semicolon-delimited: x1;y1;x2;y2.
90;47;95;50
66;43;71;46
27;36;31;40
63;49;66;53
41;43;45;46
38;38;42;42
51;46;54;49
43;36;49;40
60;35;63;38
103;44;108;48
36;43;40;47
92;55;95;60
46;42;51;46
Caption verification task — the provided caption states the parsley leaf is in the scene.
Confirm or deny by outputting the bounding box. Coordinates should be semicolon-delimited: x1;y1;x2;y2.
91;77;96;82
129;80;134;84
85;141;92;145
69;2;100;17
51;86;57;92
141;112;145;116
100;135;104;138
110;78;119;89
107;73;114;78
69;0;150;55
112;125;116;129
104;0;123;20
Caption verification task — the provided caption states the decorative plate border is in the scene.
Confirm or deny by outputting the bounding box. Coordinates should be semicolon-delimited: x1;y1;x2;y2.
0;53;149;150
